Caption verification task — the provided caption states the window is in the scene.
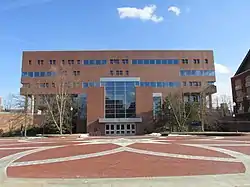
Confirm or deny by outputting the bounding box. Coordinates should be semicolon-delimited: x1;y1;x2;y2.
110;70;114;76
38;60;44;65
22;83;30;88
68;60;74;65
122;59;128;64
83;60;106;65
73;71;80;76
52;83;55;88
73;82;80;88
34;72;40;77
132;59;179;65
119;70;123;75
49;60;56;65
207;81;215;85
235;79;242;90
205;59;208;63
28;60;32;65
126;70;129;76
110;59;119;64
61;60;65;65
105;81;136;118
193;59;200;64
28;72;34;77
153;94;162;119
245;76;250;87
77;60;81;64
180;70;215;76
183;81;187;86
116;70;119;76
182;59;188;64
189;81;201;87
39;83;48;88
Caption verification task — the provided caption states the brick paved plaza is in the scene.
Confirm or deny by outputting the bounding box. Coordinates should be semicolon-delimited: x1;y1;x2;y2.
0;135;250;187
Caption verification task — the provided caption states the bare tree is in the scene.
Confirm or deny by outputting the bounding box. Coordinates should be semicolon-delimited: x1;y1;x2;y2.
2;93;31;136
42;65;79;134
159;91;200;132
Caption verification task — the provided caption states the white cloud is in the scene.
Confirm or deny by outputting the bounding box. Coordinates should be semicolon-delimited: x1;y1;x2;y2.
117;5;164;23
168;6;181;16
215;63;231;74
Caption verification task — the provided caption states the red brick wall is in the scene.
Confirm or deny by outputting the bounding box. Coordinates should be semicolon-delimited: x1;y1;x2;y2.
86;87;105;135
136;87;154;134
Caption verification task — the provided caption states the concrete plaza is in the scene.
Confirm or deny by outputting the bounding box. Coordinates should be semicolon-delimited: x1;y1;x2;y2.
0;135;250;187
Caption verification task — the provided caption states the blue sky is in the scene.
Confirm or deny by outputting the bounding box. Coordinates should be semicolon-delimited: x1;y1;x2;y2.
0;0;250;103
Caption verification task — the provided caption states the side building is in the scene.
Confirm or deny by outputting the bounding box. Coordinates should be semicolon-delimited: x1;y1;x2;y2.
20;50;217;135
231;50;250;120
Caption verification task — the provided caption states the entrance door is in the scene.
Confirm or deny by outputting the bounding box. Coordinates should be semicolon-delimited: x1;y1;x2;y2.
105;123;136;136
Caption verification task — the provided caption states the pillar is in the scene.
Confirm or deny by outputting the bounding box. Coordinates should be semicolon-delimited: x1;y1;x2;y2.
208;94;212;109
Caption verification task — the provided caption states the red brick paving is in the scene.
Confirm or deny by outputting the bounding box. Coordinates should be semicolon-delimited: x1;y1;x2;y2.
15;144;120;162
7;151;245;178
216;146;250;156
176;140;250;144
0;142;81;148
0;149;32;159
128;143;233;158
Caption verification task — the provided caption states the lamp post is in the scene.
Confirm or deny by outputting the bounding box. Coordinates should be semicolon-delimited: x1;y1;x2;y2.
70;107;73;134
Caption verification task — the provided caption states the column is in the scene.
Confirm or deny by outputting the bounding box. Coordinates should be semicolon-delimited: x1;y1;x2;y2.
208;94;212;109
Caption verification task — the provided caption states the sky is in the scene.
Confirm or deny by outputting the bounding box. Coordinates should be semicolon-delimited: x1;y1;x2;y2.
0;0;250;104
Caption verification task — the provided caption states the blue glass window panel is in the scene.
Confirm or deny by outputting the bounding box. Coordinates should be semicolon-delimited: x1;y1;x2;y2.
138;60;143;64
34;72;40;77
150;60;155;64
89;60;95;65
144;60;150;64
135;81;140;86
96;60;101;65
84;60;89;65
94;82;100;87
163;82;169;87
140;82;146;87
125;81;135;87
204;70;209;76
180;70;184;76
208;81;215;85
102;60;107;64
157;82;164;87
22;72;28;77
143;82;149;87
83;83;88;88
27;72;33;77
156;60;161;64
151;82;157;87
115;82;125;87
209;70;215;76
100;82;105;87
169;82;174;87
88;82;95;87
174;82;181;87
40;72;45;77
162;60;167;64
46;72;52;76
105;82;115;87
106;87;115;92
132;60;137;64
115;90;125;95
173;59;179;64
51;72;56;76
170;59;175;64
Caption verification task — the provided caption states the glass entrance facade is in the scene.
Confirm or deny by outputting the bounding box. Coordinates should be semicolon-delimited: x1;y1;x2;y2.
103;81;137;118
